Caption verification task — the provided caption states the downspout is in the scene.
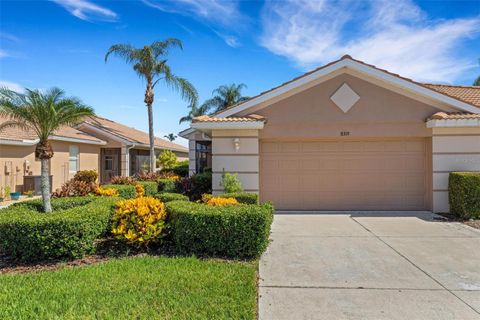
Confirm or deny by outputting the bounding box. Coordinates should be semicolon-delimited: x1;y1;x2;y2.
125;144;136;177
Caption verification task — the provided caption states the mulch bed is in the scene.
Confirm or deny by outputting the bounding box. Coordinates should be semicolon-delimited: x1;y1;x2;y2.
0;254;110;274
437;213;480;230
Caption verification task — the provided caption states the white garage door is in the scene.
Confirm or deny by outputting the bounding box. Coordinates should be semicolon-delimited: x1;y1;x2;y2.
260;139;429;211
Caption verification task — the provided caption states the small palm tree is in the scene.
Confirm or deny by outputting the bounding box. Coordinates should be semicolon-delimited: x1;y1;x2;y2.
179;102;212;124
164;133;177;141
203;83;249;113
0;88;94;213
105;39;198;172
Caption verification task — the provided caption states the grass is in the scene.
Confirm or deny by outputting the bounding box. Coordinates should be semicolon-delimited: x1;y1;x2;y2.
0;256;257;320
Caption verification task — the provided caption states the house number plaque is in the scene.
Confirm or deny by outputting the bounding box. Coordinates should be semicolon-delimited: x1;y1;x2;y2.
340;131;350;136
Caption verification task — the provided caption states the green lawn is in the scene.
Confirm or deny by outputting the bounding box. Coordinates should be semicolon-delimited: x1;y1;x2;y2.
0;256;257;320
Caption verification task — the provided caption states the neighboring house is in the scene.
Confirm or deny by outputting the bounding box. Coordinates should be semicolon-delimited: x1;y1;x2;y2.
180;55;480;213
0;115;188;192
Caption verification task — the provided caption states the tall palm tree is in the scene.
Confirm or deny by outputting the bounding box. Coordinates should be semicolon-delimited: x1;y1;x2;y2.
179;101;211;124
203;83;249;113
164;133;177;141
0;88;94;213
105;39;198;172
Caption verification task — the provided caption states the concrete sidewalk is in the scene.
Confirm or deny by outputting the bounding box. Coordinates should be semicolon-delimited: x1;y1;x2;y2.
259;213;480;320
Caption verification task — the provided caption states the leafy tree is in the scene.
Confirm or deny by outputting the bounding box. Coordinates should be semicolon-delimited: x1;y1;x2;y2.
164;133;177;141
158;150;177;169
0;88;94;212
179;101;211;124
105;39;198;172
203;83;249;113
474;75;480;86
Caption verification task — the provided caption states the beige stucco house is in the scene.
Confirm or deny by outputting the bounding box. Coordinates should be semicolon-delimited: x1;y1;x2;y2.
180;55;480;213
0;115;187;193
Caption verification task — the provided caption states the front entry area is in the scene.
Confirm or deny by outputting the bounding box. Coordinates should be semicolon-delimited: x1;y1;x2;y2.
260;138;431;211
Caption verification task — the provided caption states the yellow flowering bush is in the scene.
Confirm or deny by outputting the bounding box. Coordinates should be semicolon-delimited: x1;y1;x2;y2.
201;193;213;203
135;184;145;198
95;186;119;197
112;196;166;246
207;197;239;207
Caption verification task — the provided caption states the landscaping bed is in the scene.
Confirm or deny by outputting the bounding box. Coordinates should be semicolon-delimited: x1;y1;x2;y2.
0;256;257;320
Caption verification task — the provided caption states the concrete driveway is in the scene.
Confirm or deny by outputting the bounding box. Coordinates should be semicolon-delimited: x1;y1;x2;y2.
259;212;480;320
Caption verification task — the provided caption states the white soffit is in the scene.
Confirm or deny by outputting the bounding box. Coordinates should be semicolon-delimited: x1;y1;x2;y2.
330;83;359;113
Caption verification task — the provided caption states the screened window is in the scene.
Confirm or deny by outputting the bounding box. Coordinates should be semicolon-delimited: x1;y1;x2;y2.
195;141;212;173
69;145;79;173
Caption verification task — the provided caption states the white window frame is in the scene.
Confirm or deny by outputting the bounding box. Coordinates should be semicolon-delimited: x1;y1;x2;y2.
69;145;79;173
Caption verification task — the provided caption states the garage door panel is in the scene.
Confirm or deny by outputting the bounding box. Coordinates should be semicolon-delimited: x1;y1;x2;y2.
260;139;428;211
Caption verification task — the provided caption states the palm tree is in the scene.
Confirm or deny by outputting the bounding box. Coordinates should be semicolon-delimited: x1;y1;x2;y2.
0;88;94;213
203;83;249;113
105;39;198;172
179;101;211;124
164;133;177;141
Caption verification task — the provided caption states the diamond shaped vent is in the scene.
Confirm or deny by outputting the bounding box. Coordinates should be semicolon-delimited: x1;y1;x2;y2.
330;83;360;113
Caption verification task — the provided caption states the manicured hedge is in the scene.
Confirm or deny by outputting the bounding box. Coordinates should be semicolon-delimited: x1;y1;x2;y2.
449;172;480;219
103;184;136;198
218;192;259;205
155;192;189;203
0;196;118;261
158;179;176;193
139;181;158;196
166;201;274;259
104;181;157;198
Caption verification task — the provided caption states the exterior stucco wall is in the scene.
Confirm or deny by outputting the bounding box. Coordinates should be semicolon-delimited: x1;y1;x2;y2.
0;141;100;193
432;127;480;213
211;129;259;194
244;73;441;140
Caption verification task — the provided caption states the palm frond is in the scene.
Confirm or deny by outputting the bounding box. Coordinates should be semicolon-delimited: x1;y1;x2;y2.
105;44;140;64
151;38;182;58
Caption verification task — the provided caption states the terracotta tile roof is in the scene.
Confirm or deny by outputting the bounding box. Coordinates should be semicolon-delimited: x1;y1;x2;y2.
428;112;480;120
192;114;266;123
213;55;480;117
423;84;480;107
83;116;187;152
0;115;104;144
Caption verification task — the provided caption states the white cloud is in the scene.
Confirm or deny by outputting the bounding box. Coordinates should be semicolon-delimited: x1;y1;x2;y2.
0;49;9;59
260;0;480;82
51;0;117;22
213;31;240;48
0;80;25;93
142;0;242;27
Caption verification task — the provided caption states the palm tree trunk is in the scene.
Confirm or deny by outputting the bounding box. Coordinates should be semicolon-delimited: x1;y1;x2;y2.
40;158;52;213
145;80;156;173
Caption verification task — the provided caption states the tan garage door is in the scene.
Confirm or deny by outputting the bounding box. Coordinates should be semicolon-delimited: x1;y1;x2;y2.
260;139;429;211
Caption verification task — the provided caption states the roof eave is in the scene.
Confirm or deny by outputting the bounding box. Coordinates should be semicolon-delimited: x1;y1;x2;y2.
215;57;480;118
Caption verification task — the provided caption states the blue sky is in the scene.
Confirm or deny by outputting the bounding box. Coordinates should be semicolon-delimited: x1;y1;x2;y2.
1;0;479;147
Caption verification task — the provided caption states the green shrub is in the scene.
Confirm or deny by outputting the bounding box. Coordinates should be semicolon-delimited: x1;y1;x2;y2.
158;179;176;193
449;172;480;219
155;192;189;203
166;201;274;259
73;170;98;183
104;181;157;198
138;181;158;196
161;160;189;177
158;150;177;169
177;171;212;201
218;192;259;204
220;172;243;193
103;184;135;198
0;197;118;261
